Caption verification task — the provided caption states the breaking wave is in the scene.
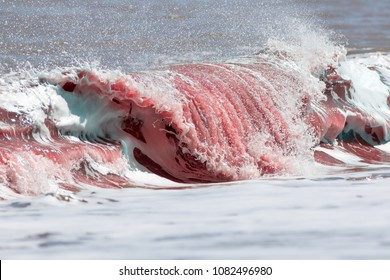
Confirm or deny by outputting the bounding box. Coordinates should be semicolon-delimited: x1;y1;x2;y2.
1;32;390;198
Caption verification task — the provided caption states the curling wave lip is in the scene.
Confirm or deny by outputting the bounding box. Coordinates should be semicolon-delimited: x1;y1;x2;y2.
47;54;390;183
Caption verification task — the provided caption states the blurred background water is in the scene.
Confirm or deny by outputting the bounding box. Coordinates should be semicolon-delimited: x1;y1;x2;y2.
1;0;389;72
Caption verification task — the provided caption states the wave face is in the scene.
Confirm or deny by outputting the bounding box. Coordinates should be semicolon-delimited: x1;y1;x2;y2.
45;54;323;183
1;49;390;196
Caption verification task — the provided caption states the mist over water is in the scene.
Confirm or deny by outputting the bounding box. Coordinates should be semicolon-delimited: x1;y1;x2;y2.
0;0;339;71
2;0;388;72
1;0;390;259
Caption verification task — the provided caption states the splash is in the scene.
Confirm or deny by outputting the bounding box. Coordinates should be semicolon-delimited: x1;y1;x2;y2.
1;28;390;197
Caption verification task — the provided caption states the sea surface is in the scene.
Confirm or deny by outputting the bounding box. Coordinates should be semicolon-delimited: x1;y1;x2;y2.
1;0;390;259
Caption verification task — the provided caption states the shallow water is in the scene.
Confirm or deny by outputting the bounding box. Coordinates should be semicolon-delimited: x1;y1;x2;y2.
1;0;390;259
2;171;390;259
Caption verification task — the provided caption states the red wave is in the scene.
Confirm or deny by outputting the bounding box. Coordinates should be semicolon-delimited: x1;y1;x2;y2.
1;55;390;194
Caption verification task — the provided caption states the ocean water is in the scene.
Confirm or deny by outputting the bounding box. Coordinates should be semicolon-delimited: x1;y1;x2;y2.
1;0;390;259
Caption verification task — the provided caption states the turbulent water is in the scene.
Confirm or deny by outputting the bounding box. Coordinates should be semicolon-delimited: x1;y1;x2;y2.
1;0;390;259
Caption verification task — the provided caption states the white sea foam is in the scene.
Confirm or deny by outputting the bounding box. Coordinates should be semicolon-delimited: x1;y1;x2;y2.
337;54;390;139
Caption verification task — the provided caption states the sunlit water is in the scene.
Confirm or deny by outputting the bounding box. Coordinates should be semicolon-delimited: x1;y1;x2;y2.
1;0;390;259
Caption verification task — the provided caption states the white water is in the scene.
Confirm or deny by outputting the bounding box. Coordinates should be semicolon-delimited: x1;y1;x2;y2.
2;171;390;259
